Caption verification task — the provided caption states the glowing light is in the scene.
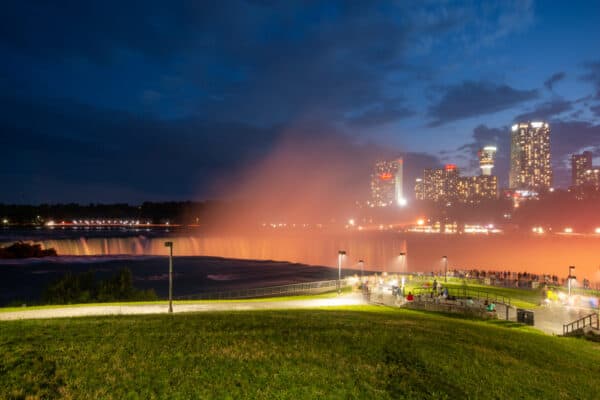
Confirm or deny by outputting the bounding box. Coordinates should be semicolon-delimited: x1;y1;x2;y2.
1;219;7;224
445;164;457;171
511;124;518;132
532;226;545;234
531;121;544;128
595;227;600;234
398;198;407;207
45;220;55;227
379;173;393;180
348;219;355;226
564;227;573;234
417;219;425;226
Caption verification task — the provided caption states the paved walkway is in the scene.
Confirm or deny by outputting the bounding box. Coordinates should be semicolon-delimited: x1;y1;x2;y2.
0;294;366;321
2;293;594;337
531;305;595;335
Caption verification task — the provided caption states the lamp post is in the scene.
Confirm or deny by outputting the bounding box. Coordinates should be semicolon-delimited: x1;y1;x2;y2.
165;241;174;313
338;250;346;294
443;255;448;283
568;265;575;297
359;259;364;280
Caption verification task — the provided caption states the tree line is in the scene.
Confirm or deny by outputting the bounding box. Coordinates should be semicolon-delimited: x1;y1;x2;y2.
0;200;230;225
42;268;157;304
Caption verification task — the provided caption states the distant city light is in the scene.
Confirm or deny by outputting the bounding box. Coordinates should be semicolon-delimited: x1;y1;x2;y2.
2;219;8;224
348;219;355;226
564;227;573;234
417;218;425;226
532;226;545;234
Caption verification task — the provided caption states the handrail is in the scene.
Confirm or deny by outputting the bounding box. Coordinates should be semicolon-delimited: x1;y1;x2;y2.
563;313;599;335
174;279;347;300
412;287;512;306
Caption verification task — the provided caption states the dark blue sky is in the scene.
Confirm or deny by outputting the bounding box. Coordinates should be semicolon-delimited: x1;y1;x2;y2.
2;1;600;203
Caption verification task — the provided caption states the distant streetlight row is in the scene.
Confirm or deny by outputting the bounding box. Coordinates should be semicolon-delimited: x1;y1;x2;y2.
160;244;581;310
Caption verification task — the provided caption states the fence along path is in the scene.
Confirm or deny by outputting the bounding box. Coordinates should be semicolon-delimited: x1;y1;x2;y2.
175;279;347;300
364;285;515;320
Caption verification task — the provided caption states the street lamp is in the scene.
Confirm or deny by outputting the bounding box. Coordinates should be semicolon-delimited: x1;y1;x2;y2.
358;259;364;280
165;241;174;313
338;250;346;294
568;265;576;297
443;256;448;283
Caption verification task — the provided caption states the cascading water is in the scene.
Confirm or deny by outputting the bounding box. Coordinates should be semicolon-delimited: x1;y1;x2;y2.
7;232;600;280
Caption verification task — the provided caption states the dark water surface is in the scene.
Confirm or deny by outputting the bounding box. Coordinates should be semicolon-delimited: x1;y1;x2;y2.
0;256;349;306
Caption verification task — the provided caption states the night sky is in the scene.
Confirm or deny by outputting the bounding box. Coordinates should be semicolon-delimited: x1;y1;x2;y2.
2;1;600;204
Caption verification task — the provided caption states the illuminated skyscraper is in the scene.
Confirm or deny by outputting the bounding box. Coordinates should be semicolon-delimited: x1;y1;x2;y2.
457;175;498;204
418;164;459;203
572;151;593;187
478;146;497;176
582;168;600;188
509;121;552;192
370;159;405;207
414;178;424;201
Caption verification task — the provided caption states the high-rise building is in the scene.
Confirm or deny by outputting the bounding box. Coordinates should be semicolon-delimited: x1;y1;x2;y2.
370;159;405;207
478;146;497;176
417;164;460;203
414;178;424;201
582;168;600;188
572;151;593;187
457;175;498;204
509;121;552;192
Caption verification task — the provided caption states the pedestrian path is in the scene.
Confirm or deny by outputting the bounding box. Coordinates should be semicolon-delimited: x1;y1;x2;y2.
0;293;366;321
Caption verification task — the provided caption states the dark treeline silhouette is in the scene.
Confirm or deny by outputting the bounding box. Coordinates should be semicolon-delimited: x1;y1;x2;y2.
0;242;57;258
42;268;157;304
1;190;599;229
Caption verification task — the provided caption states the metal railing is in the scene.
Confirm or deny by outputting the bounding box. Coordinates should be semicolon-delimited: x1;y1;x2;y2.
412;287;512;306
563;313;599;335
175;279;347;300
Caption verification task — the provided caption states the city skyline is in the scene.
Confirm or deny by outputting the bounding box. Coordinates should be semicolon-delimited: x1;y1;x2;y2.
2;1;600;203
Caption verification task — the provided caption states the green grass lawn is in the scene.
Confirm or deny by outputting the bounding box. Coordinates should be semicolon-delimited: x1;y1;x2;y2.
2;306;599;399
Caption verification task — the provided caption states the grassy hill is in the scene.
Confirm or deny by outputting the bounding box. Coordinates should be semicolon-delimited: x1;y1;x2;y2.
1;306;599;399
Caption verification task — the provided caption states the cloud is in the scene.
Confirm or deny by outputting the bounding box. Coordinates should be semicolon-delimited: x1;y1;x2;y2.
0;95;280;203
0;94;439;204
0;1;540;129
580;61;600;98
427;81;538;127
544;72;566;91
591;104;600;117
345;100;414;127
514;99;573;122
